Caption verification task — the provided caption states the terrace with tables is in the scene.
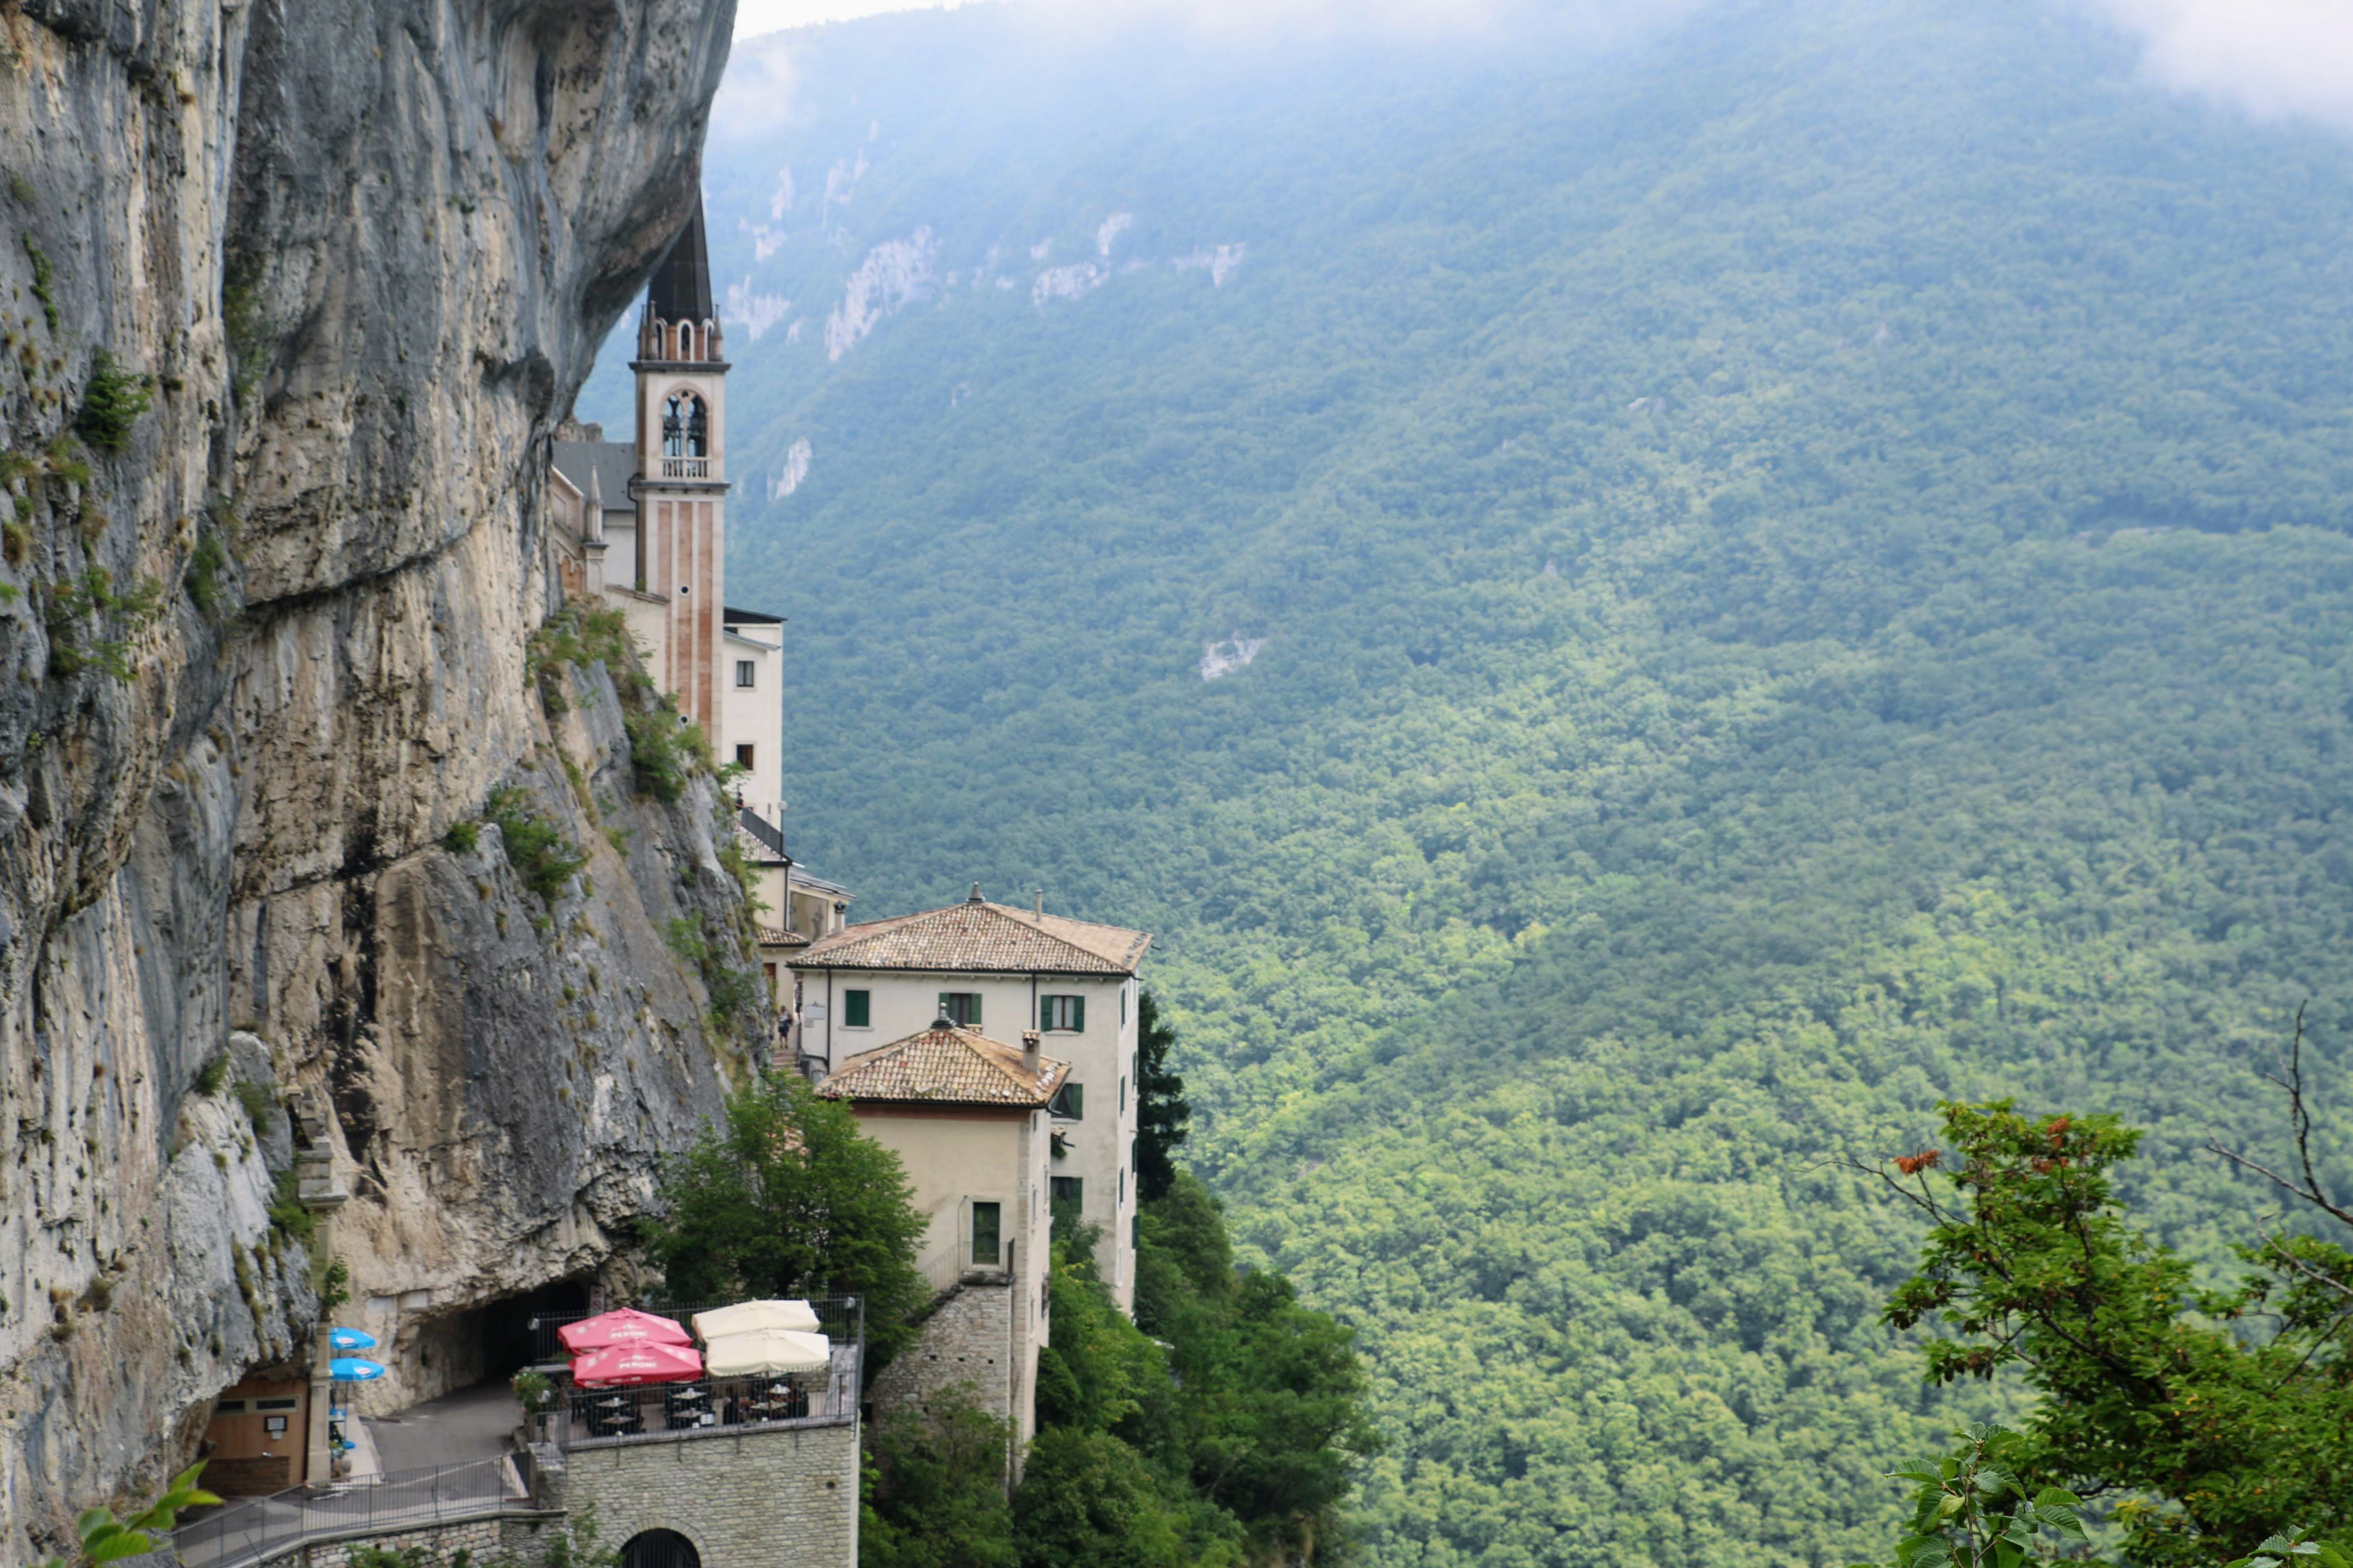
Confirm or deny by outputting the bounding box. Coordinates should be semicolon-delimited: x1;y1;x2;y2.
529;1297;863;1447
175;1297;865;1568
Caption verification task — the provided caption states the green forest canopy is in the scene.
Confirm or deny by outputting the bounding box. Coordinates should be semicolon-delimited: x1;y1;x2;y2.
579;0;2353;1560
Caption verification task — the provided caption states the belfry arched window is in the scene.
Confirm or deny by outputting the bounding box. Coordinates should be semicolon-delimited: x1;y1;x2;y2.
661;392;707;458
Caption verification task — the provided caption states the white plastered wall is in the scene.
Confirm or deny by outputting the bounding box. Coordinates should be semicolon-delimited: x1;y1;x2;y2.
803;970;1138;1310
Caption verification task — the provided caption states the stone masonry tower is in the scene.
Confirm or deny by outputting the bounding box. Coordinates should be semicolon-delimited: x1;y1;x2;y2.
632;198;729;733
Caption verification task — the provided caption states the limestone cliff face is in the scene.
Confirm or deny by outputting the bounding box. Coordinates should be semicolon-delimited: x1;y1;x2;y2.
0;0;743;1552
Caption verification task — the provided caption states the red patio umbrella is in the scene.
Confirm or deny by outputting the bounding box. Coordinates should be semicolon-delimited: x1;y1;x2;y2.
557;1307;694;1356
571;1341;704;1387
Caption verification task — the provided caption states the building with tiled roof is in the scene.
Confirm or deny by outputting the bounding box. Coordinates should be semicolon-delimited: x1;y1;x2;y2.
817;1017;1061;1464
791;886;1151;1313
816;1021;1067;1108
796;887;1149;976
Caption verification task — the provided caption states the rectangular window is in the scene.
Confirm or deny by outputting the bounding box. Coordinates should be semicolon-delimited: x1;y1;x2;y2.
1051;1176;1084;1208
212;1401;249;1415
971;1201;1001;1265
1040;994;1086;1032
735;743;755;770
1121;987;1128;1027
843;989;871;1028
735;659;756;688
254;1398;300;1411
1120;1075;1128;1112
1050;1081;1085;1120
939;991;981;1027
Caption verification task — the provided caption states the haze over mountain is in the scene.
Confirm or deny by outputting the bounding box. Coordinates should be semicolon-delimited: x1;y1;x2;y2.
580;1;2353;1559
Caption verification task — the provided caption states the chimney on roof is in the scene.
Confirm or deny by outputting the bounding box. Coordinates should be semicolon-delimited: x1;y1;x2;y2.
967;882;984;905
1021;1029;1040;1058
934;1008;955;1030
1033;889;1043;923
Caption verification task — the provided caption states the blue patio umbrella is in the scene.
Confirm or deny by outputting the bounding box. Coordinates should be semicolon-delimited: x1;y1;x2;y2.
329;1327;378;1351
330;1357;387;1382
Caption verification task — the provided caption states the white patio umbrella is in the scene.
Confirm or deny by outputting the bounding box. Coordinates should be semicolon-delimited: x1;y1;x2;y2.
692;1299;820;1339
701;1327;831;1378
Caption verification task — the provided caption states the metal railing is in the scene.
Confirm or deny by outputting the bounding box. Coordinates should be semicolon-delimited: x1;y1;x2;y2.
545;1350;861;1450
173;1457;520;1568
658;457;710;479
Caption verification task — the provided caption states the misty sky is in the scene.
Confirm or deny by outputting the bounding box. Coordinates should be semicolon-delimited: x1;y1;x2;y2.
733;0;952;35
726;0;2353;137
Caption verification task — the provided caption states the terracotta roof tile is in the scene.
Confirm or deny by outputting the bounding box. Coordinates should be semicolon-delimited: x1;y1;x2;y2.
755;925;809;949
793;898;1149;976
816;1023;1067;1108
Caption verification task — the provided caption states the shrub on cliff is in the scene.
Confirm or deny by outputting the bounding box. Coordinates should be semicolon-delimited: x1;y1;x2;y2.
485;787;586;906
623;701;712;804
75;350;152;454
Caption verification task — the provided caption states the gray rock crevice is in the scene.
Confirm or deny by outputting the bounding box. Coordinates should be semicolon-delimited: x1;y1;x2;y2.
0;0;744;1552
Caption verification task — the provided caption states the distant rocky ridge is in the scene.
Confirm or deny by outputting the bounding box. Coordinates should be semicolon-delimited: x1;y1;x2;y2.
0;1;739;1553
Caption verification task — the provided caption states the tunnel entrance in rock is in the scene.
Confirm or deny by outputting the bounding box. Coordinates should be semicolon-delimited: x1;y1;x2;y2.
474;1277;591;1377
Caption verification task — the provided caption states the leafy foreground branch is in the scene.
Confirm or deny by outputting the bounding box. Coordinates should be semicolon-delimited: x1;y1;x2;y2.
38;1462;219;1568
1858;1425;2343;1568
1857;1084;2353;1566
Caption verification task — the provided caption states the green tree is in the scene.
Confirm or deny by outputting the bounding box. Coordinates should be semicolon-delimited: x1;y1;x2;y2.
1012;1428;1189;1568
1132;1172;1377;1560
1132;991;1189;1205
863;1398;1018;1568
1035;1230;1177;1458
1872;1101;2353;1565
1184;1272;1381;1558
647;1071;929;1361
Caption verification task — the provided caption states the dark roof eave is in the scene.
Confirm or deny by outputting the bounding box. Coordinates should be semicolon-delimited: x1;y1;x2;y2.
788;960;1135;977
824;1094;1048;1112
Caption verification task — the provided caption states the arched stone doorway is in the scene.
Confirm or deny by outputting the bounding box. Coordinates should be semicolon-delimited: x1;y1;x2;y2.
618;1529;701;1568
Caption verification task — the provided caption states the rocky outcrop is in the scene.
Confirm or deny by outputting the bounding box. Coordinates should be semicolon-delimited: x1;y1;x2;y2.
0;0;741;1553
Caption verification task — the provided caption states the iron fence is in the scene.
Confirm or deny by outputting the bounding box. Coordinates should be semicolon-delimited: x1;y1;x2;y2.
544;1348;862;1449
173;1457;517;1568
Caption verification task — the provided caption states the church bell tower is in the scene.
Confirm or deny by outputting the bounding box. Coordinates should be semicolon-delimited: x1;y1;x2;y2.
631;198;729;734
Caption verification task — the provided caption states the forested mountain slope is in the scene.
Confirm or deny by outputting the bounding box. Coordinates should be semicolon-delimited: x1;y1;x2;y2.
580;2;2353;1559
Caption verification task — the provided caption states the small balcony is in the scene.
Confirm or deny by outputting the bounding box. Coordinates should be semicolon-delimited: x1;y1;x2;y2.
659;457;712;480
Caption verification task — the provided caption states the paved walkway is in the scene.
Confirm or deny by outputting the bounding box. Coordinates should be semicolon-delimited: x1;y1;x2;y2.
365;1380;521;1473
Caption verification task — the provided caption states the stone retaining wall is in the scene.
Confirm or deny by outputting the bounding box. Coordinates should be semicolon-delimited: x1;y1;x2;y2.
547;1421;859;1568
293;1511;561;1568
870;1282;1013;1425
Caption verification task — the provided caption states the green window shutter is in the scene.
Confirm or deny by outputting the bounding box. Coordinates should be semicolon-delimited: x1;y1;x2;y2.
1071;996;1085;1032
971;1202;1001;1265
844;990;870;1028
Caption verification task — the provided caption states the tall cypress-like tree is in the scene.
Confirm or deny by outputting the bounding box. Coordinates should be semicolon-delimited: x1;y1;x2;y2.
1132;991;1190;1204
